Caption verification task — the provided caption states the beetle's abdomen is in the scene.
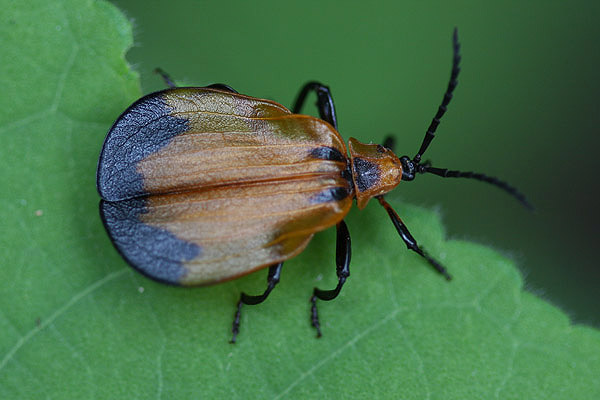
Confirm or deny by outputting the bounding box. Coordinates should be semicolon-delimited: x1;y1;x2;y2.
97;88;353;286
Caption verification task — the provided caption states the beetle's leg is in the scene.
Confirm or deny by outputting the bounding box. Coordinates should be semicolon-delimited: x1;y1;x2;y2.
205;83;239;93
292;82;338;130
377;196;452;281
154;68;177;88
153;68;239;94
382;136;396;152
230;262;283;343
310;220;351;337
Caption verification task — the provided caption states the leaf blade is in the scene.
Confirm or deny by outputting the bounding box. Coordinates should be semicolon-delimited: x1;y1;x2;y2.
1;1;599;399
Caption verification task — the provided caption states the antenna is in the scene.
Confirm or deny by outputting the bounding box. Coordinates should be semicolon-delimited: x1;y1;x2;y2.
413;28;461;163
422;165;534;210
402;28;532;210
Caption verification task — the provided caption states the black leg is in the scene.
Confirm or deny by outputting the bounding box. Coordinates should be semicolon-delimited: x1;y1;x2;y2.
310;220;351;337
153;68;239;94
154;68;177;88
377;196;452;281
205;83;239;93
230;262;283;343
292;81;338;130
382;136;396;152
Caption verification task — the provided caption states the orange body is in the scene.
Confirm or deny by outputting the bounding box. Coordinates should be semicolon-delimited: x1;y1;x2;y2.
97;88;404;286
96;31;525;342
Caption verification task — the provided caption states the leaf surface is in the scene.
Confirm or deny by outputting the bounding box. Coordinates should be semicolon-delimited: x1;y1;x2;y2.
1;1;598;399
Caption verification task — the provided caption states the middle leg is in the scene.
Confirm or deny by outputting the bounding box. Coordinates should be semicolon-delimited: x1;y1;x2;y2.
231;262;283;343
310;220;351;337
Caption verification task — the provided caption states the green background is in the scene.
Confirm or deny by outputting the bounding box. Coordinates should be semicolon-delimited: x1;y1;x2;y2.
111;0;599;325
2;1;600;398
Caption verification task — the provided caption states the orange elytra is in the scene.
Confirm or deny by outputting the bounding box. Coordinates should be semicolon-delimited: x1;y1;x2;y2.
97;29;531;342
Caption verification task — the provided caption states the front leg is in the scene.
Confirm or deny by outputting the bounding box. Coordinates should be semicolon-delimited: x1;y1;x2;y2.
377;196;451;280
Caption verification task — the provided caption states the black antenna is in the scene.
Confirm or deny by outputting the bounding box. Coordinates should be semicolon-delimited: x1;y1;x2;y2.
421;165;534;210
400;28;533;210
413;27;461;163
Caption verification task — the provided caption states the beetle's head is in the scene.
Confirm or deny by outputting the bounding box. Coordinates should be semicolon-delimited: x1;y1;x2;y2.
357;136;533;211
399;155;434;182
397;147;533;211
345;26;532;210
399;155;416;181
347;138;403;209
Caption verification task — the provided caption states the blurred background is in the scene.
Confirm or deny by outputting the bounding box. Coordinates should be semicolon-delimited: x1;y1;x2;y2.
111;0;599;326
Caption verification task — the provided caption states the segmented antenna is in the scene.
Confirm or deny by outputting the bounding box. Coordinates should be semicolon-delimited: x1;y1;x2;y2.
422;165;534;210
413;28;461;163
403;28;533;210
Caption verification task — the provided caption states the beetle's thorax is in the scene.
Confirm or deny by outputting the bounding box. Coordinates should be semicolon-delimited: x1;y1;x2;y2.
347;137;403;209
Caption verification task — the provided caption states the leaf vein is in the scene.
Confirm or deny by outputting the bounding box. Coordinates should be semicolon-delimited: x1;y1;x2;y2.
0;269;129;372
273;310;399;399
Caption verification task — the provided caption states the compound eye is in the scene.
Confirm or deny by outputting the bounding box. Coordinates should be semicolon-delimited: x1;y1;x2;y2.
399;156;416;181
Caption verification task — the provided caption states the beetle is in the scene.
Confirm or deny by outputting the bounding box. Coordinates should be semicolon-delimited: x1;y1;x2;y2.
97;29;531;343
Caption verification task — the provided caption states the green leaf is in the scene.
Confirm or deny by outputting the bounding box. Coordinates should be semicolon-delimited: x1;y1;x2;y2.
1;1;598;399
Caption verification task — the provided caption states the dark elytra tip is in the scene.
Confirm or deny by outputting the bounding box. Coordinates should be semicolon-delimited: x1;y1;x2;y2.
97;91;190;202
100;197;201;285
